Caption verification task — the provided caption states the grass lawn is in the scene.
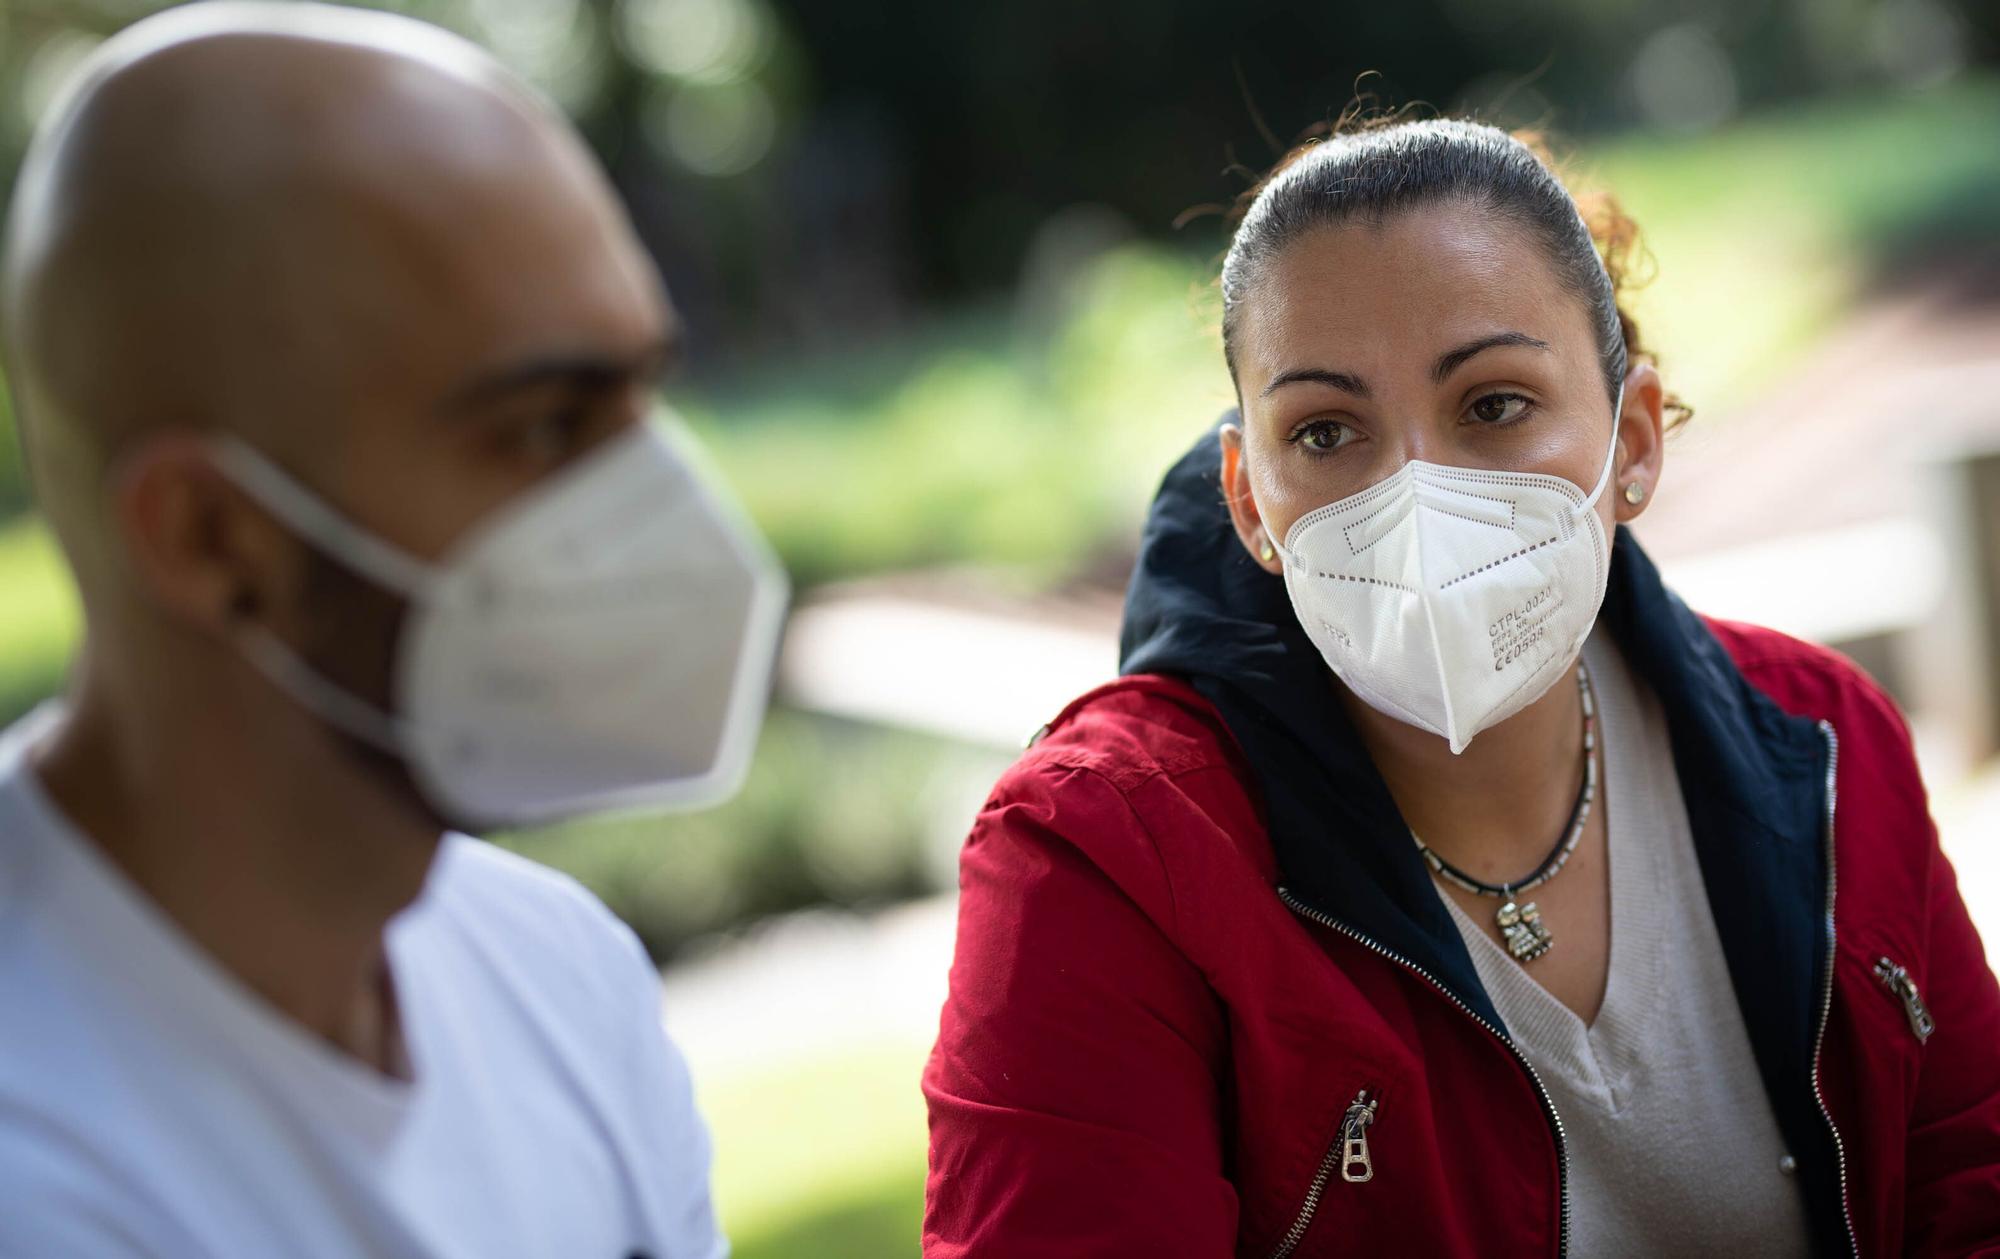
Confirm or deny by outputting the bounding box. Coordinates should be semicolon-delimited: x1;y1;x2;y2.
699;1042;930;1257
730;1170;925;1259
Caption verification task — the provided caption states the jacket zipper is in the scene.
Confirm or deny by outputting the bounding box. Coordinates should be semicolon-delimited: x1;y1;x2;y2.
1263;1087;1379;1259
1340;1091;1378;1183
1273;886;1571;1259
1270;720;1845;1257
1809;720;1859;1259
1872;956;1935;1042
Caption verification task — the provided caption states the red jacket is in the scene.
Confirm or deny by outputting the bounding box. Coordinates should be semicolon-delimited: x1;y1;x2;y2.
922;432;2000;1258
924;629;2000;1256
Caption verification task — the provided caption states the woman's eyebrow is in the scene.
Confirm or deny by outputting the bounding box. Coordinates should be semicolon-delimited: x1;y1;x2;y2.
1262;332;1552;400
1431;331;1551;382
1261;367;1371;399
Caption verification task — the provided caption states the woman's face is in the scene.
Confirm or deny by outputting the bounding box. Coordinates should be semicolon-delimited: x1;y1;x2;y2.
1220;200;1665;572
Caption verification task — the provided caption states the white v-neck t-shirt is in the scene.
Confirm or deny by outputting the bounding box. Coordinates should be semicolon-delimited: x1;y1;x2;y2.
0;707;726;1259
1436;630;1811;1259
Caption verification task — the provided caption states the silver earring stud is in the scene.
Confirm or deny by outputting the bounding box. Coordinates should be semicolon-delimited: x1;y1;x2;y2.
1259;537;1276;563
1623;481;1646;505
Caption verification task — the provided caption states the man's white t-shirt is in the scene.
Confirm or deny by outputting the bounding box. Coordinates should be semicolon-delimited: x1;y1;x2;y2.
0;707;727;1259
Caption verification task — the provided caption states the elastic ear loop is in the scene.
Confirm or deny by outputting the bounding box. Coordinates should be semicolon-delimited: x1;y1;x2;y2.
210;435;430;759
1580;379;1627;511
237;627;410;756
209;436;437;596
1268;529;1308;573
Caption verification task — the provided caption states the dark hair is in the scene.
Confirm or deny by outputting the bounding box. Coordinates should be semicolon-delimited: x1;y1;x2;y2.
1220;113;1692;430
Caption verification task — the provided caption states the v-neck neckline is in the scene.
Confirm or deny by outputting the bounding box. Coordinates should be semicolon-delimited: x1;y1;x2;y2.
1437;630;1671;1115
8;713;427;1144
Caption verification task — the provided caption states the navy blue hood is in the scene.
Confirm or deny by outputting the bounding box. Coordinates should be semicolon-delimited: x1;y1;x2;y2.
1119;417;1849;1257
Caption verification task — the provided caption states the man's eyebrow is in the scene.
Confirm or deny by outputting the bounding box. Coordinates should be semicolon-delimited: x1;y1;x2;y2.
1431;331;1551;383
443;335;681;409
1261;367;1372;400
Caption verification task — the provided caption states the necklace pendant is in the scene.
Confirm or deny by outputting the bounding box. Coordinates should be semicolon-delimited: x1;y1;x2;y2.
1496;899;1554;962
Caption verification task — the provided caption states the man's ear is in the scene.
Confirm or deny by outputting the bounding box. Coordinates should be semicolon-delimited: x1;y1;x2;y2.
110;431;305;637
1612;363;1666;524
1220;423;1282;575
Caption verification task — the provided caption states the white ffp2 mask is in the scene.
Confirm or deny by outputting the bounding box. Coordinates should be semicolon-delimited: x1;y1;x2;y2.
1271;384;1623;754
212;418;789;827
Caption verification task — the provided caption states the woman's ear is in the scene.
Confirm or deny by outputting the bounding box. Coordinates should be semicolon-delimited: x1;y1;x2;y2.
1612;363;1666;524
1220;423;1283;575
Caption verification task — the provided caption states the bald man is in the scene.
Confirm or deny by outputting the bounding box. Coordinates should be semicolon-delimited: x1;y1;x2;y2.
0;3;787;1256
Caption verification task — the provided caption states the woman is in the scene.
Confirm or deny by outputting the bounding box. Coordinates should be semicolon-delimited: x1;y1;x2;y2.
922;116;2000;1258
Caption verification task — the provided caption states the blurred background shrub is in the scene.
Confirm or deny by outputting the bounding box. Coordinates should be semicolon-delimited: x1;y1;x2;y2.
499;708;1002;960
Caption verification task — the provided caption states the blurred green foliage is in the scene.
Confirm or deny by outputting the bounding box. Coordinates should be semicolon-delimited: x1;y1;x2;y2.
498;713;1002;961
11;0;1987;371
0;515;78;719
0;371;24;519
670;75;2000;590
1593;75;2000;411
683;242;1229;589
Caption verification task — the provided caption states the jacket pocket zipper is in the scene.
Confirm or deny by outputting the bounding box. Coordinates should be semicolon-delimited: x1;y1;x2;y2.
1268;1088;1378;1259
1873;956;1935;1043
1340;1090;1378;1183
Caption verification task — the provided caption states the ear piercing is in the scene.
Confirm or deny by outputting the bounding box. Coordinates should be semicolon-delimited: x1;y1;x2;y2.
1259;537;1277;563
1623;482;1646;505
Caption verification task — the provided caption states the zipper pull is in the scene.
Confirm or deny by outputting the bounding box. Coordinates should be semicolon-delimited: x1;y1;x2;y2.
1874;957;1936;1043
1340;1090;1378;1183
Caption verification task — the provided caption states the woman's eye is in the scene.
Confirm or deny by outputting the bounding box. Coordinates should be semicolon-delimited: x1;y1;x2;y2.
1290;419;1353;453
1468;393;1533;425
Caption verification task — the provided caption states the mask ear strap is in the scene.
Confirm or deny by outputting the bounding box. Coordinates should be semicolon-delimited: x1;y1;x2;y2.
210;436;437;597
1581;378;1627;510
236;627;409;757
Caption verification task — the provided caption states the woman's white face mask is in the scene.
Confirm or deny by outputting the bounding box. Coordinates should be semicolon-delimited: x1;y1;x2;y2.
211;416;789;828
1270;382;1623;753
